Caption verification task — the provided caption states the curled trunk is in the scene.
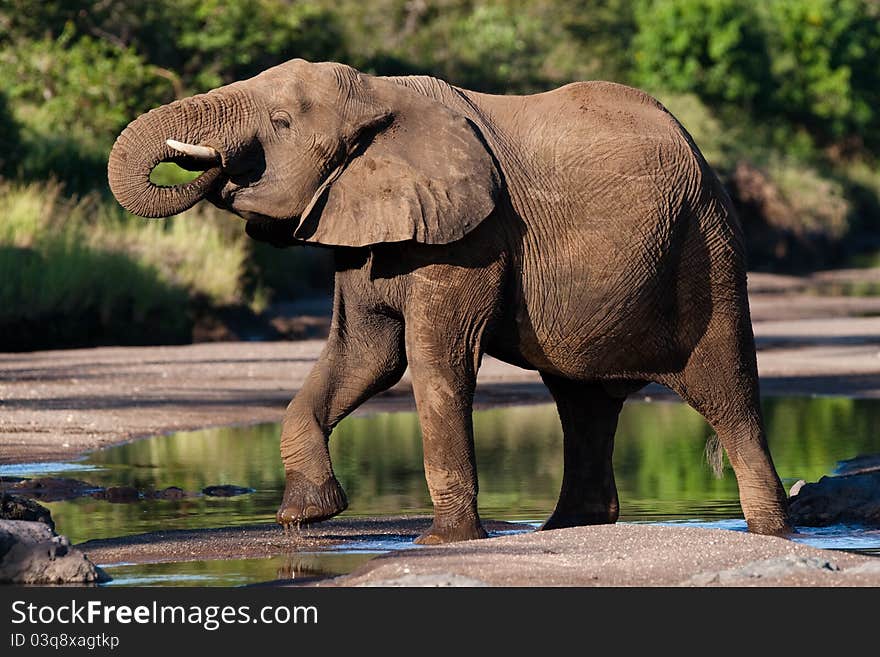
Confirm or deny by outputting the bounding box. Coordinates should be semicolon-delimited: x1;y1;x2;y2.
107;94;227;218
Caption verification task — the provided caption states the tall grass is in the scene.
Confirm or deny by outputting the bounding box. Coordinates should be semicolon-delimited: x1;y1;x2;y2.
0;180;254;349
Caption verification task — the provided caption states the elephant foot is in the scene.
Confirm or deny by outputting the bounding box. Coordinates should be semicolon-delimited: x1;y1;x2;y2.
745;512;793;536
276;472;348;529
540;506;618;531
414;519;488;545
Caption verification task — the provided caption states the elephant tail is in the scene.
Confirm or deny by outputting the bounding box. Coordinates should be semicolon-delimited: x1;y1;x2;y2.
704;433;725;478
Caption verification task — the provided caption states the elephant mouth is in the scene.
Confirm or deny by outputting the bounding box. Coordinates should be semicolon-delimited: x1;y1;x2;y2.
239;210;272;223
163;154;222;177
227;201;300;248
156;139;226;196
244;216;301;247
212;183;303;227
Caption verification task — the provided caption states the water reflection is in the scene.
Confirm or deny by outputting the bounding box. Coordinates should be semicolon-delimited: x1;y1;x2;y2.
102;552;377;587
26;396;880;547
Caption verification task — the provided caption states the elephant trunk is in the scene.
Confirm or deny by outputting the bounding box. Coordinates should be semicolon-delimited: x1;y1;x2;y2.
107;93;231;218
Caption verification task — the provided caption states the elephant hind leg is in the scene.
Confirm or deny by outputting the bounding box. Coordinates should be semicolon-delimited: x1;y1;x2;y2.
539;374;626;531
663;317;791;535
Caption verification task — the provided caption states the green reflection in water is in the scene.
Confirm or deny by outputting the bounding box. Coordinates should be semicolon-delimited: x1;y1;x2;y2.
102;552;375;587
43;397;880;545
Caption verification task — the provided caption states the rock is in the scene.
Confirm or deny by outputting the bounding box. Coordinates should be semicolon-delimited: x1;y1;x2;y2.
835;453;880;476
202;485;254;497
0;519;107;585
1;477;103;502
789;471;880;526
152;486;188;500
92;486;140;503
844;561;880;577
684;556;839;586
0;493;54;531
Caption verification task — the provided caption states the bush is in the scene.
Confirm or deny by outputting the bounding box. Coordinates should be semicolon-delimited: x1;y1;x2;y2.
0;89;19;177
0;244;191;350
407;3;549;93
0;183;191;348
0;23;173;192
633;0;880;149
632;0;772;109
760;0;880;145
0;181;263;349
169;0;347;90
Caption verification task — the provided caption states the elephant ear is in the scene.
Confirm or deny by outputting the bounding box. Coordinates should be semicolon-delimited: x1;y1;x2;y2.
293;75;500;247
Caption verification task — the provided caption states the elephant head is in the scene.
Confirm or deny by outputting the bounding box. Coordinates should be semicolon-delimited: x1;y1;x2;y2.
108;60;500;247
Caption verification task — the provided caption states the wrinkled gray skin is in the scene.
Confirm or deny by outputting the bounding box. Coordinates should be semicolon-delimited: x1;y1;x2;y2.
109;59;791;543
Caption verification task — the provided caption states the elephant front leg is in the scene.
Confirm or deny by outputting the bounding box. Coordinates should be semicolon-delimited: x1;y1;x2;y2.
406;331;487;545
277;314;406;528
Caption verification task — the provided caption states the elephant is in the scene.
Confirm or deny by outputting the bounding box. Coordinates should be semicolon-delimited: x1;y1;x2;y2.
108;59;791;543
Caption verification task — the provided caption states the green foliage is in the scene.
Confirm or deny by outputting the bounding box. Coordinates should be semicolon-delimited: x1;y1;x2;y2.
633;0;771;108
170;0;346;90
404;3;549;93
1;0;880;349
0;89;20;176
632;0;880;149
0;21;173;190
760;0;880;143
0;181;257;348
542;0;637;83
0;24;170;141
332;0;636;91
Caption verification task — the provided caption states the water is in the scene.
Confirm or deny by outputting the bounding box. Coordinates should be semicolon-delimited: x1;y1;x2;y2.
104;553;378;587
6;396;880;585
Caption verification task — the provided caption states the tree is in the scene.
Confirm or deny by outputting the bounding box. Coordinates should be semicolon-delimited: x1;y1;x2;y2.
631;0;772;110
0;90;21;177
761;0;880;145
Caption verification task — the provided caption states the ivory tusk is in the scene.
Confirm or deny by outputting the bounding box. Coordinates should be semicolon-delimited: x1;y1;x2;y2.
165;139;220;161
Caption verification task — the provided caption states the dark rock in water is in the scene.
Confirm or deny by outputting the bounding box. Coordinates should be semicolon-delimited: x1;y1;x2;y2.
0;476;25;484
789;471;880;526
835;453;880;476
0;519;107;584
92;486;140;503
152;486;188;500
202;485;254;497
1;477;103;502
0;493;54;531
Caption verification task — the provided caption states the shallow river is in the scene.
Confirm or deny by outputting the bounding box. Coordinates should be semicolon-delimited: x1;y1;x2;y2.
4;396;880;585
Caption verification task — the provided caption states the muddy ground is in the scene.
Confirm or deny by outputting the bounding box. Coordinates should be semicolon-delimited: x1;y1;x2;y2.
2;270;880;586
78;518;531;566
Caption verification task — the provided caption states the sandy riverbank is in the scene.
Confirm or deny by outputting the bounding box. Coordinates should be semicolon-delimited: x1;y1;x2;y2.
326;523;880;587
75;519;880;587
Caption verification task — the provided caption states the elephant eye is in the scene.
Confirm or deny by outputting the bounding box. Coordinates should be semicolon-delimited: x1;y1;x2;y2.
270;110;291;132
